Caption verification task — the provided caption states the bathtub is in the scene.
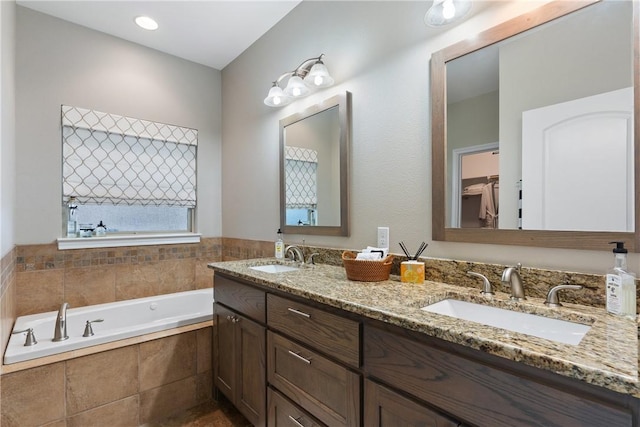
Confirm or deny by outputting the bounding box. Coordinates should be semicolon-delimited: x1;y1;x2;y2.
4;289;214;365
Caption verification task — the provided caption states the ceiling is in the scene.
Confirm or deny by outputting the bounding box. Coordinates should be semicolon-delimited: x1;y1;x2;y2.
16;0;302;70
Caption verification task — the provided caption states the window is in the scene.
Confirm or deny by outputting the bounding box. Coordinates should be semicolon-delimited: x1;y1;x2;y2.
285;146;318;226
61;105;197;238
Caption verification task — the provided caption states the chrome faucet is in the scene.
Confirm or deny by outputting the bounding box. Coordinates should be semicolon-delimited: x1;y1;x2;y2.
53;302;69;342
501;263;526;301
285;245;305;263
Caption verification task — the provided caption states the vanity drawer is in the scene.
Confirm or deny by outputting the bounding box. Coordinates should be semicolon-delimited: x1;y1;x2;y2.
268;387;326;427
364;325;633;427
214;274;266;323
267;294;360;367
267;331;360;427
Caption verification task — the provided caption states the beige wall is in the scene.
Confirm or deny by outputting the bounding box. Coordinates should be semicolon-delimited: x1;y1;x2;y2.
221;0;638;275
15;6;223;244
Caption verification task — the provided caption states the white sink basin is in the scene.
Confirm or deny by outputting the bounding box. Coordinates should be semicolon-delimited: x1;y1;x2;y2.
249;264;299;273
421;299;591;345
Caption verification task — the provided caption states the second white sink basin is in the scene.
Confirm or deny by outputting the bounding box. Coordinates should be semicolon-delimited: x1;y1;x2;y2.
249;264;299;273
421;299;591;345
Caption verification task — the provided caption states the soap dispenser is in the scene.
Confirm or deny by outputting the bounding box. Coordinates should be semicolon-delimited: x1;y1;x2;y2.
275;229;284;259
66;197;78;238
606;241;636;319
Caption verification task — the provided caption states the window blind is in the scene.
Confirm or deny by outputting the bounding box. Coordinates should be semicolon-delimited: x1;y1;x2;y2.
61;105;197;207
285;146;318;209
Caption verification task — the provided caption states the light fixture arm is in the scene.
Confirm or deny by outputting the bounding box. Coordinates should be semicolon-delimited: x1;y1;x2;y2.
275;54;326;85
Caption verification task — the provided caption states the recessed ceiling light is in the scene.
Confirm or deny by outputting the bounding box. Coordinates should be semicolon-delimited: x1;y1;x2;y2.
135;16;158;31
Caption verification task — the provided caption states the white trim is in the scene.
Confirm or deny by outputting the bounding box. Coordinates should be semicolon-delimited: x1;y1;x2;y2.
57;233;201;250
451;142;499;227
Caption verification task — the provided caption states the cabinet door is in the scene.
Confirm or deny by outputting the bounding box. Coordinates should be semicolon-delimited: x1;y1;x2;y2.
236;312;267;427
214;304;236;400
364;379;459;427
214;303;266;427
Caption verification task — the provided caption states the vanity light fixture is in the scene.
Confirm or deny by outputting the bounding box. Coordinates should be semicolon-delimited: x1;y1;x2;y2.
424;0;472;27
135;16;159;31
264;54;335;107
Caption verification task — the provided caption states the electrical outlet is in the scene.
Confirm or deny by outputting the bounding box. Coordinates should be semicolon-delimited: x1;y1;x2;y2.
377;227;389;248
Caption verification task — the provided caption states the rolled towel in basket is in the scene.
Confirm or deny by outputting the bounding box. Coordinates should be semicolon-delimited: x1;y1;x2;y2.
356;252;383;260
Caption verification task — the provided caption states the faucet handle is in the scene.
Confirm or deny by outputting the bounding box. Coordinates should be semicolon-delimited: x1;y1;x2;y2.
468;271;493;296
307;253;320;265
83;319;104;337
544;284;582;307
13;328;38;346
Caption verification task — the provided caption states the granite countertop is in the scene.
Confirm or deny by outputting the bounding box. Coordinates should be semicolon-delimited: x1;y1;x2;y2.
208;258;639;398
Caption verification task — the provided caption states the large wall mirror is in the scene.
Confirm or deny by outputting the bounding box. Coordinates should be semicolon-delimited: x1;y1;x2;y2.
432;0;639;251
280;92;351;236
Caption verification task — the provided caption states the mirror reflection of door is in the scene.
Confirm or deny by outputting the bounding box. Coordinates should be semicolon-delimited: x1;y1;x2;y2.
452;144;499;228
522;87;633;232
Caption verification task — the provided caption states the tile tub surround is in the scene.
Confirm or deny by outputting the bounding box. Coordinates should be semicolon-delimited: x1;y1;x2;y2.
1;326;213;426
209;259;640;398
14;238;221;317
0;248;16;368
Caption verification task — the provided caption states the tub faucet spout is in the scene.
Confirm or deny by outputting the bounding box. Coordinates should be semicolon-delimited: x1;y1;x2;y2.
53;302;69;342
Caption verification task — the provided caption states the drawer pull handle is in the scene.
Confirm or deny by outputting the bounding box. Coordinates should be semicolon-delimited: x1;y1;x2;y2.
287;307;311;318
288;415;306;427
288;350;312;364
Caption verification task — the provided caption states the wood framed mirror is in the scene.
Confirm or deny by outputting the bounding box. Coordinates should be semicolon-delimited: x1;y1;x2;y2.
431;0;640;251
280;92;351;236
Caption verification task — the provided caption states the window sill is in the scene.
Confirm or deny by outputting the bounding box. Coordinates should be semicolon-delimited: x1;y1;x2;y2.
57;233;201;250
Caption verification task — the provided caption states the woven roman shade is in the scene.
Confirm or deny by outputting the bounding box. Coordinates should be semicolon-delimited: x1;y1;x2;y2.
61;105;197;207
285;146;318;209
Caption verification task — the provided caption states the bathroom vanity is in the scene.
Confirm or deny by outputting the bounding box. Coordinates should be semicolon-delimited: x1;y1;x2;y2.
210;260;640;427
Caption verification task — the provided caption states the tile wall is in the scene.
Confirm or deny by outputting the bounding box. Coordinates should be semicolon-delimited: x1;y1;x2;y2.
14;238;222;316
1;326;212;426
0;248;17;421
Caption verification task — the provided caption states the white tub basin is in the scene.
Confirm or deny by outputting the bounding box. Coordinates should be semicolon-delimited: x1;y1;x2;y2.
421;299;591;345
249;264;299;273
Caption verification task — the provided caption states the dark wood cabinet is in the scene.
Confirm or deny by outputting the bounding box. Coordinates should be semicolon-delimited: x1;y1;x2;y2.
268;387;326;427
267;331;360;427
214;276;267;427
213;270;640;427
267;294;360;367
364;324;634;427
364;379;460;427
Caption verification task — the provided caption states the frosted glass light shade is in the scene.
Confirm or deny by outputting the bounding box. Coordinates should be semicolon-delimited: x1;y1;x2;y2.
304;62;334;88
284;75;311;97
424;0;472;27
264;85;292;107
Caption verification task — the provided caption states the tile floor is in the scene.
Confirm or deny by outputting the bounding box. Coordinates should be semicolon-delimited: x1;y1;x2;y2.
144;398;252;427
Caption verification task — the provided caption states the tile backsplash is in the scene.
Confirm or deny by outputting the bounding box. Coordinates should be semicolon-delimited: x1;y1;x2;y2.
14;238;222;317
7;238;618;320
274;245;613;310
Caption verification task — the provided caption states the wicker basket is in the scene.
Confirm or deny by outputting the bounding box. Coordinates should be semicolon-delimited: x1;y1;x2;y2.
342;251;393;282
